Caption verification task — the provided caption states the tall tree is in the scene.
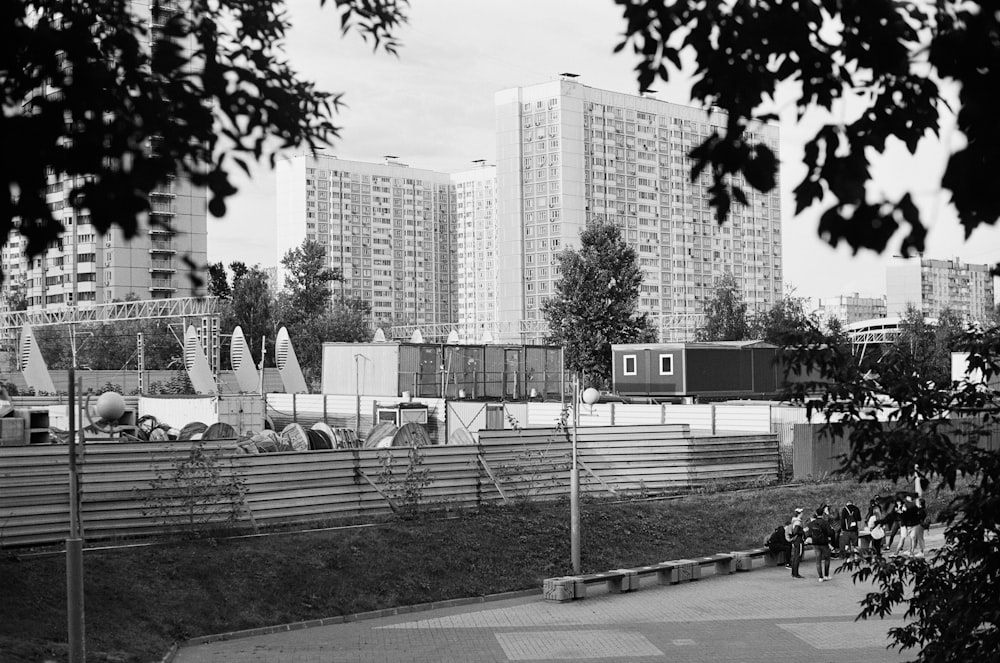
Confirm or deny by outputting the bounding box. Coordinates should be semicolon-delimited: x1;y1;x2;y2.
1;0;406;280
207;262;231;300
615;1;1000;272
280;239;341;322
542;223;657;388
697;273;752;341
228;266;274;366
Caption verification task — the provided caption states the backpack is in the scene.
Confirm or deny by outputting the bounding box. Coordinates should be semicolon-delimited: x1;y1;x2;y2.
806;518;828;546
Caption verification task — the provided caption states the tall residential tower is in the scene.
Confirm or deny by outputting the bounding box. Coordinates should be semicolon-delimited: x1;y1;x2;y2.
275;154;457;330
494;80;783;342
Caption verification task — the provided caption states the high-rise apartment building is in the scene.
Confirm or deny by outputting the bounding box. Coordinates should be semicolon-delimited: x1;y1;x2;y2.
814;292;887;325
0;1;207;314
453;164;499;336
886;256;995;322
275;154;457;330
495;80;783;342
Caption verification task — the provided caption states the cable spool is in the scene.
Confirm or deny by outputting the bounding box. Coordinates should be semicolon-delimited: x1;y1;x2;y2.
311;422;337;448
306;428;332;450
178;422;207;440
203;422;236;441
280;423;309;451
364;421;397;448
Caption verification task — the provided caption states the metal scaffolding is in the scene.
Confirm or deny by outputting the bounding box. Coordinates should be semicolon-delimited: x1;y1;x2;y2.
0;296;220;331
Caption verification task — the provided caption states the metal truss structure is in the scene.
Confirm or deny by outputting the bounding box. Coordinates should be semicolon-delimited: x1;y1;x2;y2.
0;296;220;331
386;312;705;345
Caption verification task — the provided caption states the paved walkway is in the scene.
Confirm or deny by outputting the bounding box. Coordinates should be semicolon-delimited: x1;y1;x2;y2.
173;531;942;663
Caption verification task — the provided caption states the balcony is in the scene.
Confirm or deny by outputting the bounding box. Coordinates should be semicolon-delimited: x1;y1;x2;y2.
149;278;176;292
148;259;176;274
148;240;176;255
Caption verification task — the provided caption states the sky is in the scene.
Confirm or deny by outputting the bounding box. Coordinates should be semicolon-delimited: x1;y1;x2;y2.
211;0;1000;304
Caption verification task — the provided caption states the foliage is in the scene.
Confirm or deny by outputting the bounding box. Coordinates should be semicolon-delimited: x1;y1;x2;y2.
375;446;432;519
542;222;657;388
892;305;964;388
696;273;752;341
224;264;274;367
752;293;817;346
26;316;181;371
140;441;248;535
1;0;407;280
614;1;1000;271
280;239;341;322
782;319;1000;662
207;262;231;300
146;368;195;395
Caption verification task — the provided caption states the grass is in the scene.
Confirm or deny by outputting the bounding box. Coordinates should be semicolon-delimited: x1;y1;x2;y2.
0;478;956;663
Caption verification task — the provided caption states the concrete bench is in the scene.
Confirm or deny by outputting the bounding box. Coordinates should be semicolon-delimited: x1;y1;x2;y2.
543;553;735;602
731;547;785;571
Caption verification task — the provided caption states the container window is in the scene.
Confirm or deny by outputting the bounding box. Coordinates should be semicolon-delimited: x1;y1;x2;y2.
659;354;674;376
623;354;637;376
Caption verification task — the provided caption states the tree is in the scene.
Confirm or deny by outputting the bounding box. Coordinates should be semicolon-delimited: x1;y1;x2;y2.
227;265;274;367
892;305;963;389
752;293;817;345
542;223;657;388
697;273;752;341
614;1;1000;272
280;239;341;323
1;1;407;281
207;262;231;300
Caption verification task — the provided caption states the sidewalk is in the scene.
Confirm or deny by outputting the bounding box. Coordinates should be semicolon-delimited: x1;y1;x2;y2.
172;529;943;663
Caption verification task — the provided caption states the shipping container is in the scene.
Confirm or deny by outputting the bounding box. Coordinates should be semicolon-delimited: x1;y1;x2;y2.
612;341;779;400
322;342;564;399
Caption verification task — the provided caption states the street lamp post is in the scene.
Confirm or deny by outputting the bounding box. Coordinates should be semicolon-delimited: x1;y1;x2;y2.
570;378;601;574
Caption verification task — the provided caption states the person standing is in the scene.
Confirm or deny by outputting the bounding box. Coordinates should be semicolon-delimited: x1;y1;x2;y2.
895;496;920;556
840;499;863;557
865;499;886;556
910;496;928;557
806;504;836;582
787;515;805;579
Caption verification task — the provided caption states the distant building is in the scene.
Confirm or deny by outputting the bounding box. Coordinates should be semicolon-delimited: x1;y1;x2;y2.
814;293;886;325
495;80;783;343
886;257;995;322
453;164;499;337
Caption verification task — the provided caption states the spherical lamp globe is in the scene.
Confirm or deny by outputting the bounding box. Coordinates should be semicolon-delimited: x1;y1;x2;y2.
581;387;601;405
95;391;126;422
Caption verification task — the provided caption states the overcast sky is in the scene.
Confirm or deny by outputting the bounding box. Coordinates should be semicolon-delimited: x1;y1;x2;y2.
211;0;1000;303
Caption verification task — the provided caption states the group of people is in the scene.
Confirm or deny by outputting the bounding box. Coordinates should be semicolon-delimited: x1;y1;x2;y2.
864;492;929;557
765;492;930;583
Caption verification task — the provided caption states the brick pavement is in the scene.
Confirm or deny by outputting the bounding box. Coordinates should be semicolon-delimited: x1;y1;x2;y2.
172;529;943;663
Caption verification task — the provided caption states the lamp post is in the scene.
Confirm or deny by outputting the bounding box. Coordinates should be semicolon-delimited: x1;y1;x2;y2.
570;378;601;574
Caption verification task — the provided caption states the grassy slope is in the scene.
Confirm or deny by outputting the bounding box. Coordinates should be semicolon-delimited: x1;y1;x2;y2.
0;479;948;663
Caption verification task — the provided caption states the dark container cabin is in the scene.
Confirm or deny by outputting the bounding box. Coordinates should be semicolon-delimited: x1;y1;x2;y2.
611;340;779;400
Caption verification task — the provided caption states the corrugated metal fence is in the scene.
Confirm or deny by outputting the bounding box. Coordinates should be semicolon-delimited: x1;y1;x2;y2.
0;424;779;548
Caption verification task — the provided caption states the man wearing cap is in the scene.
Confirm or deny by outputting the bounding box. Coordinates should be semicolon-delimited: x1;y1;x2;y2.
805;504;836;582
786;515;806;578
